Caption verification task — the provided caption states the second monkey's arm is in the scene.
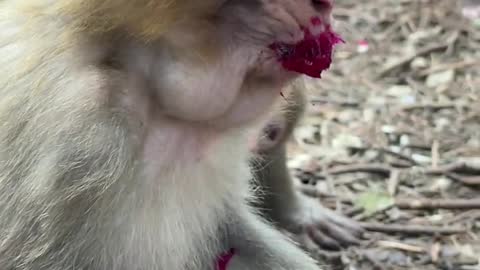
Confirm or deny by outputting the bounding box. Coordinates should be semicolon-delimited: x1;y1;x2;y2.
251;88;364;251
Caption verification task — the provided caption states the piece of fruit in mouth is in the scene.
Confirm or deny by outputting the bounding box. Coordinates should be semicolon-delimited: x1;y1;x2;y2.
269;26;343;79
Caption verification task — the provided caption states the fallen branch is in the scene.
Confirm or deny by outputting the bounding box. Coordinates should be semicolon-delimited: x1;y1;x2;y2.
417;59;480;77
426;162;480;185
426;161;480;175
326;163;392;177
310;96;360;107
400;102;467;112
377;43;450;78
360;222;466;235
395;198;480;210
445;173;480;186
376;240;426;253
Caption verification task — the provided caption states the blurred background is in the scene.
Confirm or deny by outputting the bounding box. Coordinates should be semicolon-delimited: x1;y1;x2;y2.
288;0;480;269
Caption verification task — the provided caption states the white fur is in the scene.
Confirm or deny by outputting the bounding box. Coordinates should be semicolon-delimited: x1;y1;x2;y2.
107;129;253;269
0;0;332;269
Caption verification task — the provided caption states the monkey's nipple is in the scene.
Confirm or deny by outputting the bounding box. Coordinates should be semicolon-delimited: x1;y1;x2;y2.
269;27;344;78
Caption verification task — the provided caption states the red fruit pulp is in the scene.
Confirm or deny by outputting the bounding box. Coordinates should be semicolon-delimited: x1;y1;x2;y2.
269;26;343;78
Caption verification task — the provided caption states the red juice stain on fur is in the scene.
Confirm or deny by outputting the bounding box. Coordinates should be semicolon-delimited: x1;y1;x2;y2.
269;25;344;78
216;248;236;270
311;17;322;26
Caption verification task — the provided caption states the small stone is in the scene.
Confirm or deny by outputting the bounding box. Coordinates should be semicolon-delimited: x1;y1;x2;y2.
381;125;396;134
412;153;432;164
428;177;452;192
411;57;428;70
399;135;410;146
331;134;363;149
426;69;455;88
386;85;413;98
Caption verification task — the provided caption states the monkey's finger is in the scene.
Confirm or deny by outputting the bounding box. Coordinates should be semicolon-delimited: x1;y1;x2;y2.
306;226;342;251
327;216;365;238
317;206;365;236
281;220;305;235
330;217;365;238
287;230;319;253
315;219;361;247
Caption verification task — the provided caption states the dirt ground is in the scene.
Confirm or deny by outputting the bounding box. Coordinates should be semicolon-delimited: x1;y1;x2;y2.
288;0;480;269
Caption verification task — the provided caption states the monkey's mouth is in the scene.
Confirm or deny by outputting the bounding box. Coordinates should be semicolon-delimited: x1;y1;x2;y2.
269;26;343;78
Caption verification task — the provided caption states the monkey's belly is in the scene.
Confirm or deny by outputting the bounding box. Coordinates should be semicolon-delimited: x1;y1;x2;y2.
111;153;249;269
115;119;252;268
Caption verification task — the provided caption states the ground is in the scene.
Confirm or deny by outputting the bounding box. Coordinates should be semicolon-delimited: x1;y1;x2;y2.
288;0;480;269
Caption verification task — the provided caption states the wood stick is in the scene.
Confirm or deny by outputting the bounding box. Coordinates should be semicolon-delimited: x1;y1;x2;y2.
396;198;480;210
360;222;466;235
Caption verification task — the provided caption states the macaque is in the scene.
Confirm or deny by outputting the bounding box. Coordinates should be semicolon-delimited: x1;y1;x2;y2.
250;87;364;252
0;0;339;270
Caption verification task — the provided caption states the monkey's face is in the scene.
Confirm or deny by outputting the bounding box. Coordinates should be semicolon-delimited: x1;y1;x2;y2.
151;0;338;131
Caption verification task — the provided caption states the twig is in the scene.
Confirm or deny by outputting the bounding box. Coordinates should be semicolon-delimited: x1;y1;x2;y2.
400;102;466;112
377;43;450;78
360;222;466;235
404;143;432;151
345;206;365;217
395;198;480;210
326;163;392;177
377;240;426;253
426;162;480;174
298;185;335;199
379;148;418;165
425;162;480;185
445;210;480;225
417;59;480;77
445;173;480;186
310;97;360;107
430;242;442;263
387;169;401;196
313;161;480;187
431;140;439;169
354;204;395;222
349;146;418;165
298;185;353;204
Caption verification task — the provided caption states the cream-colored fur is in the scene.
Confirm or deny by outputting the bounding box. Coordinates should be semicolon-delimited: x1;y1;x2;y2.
0;0;332;269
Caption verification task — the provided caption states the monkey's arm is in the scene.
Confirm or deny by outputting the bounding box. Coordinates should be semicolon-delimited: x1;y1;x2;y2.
254;142;364;251
254;143;299;223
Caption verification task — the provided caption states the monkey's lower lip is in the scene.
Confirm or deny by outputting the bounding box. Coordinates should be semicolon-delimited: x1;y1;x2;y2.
269;27;343;78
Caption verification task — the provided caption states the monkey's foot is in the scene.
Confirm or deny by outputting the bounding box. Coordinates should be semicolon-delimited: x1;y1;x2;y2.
281;193;364;251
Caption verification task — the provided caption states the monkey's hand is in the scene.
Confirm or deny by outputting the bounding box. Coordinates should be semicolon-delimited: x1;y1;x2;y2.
280;192;365;251
228;207;322;270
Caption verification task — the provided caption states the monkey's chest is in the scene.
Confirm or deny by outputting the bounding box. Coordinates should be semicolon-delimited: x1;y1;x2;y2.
124;137;250;269
118;176;242;269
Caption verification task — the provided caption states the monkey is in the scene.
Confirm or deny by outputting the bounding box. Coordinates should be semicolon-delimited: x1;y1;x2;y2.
249;86;365;252
0;0;337;270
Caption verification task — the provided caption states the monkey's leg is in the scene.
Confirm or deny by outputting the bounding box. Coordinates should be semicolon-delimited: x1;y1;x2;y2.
227;207;322;270
252;135;364;251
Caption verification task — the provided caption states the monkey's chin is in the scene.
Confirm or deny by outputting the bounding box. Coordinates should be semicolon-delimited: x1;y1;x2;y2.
252;54;301;86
